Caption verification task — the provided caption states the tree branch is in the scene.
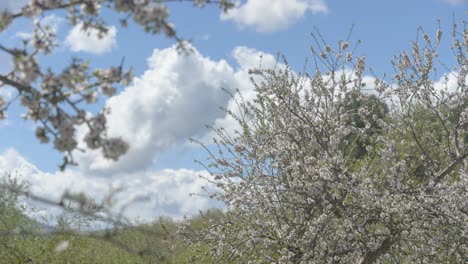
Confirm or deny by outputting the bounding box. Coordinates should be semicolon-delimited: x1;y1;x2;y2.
0;74;33;94
432;153;467;187
360;236;394;264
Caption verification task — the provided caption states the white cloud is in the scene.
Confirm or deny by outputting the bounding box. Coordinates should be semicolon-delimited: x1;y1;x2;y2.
221;0;329;32
74;44;285;175
232;46;279;71
40;14;64;33
0;148;219;222
75;43;237;174
200;46;286;141
65;23;117;54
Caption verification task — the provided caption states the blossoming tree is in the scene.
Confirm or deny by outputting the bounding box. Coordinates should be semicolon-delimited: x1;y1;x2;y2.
0;0;234;169
185;23;467;263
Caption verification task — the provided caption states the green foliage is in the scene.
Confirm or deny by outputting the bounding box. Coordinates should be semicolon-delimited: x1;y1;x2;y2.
339;92;389;163
0;188;220;263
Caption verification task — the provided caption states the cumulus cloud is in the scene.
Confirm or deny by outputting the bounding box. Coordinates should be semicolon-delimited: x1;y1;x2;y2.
73;44;287;175
0;148;219;222
65;23;117;54
221;0;329;32
75;43;238;174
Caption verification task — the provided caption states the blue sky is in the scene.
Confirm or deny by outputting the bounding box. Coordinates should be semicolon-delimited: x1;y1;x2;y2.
0;0;467;222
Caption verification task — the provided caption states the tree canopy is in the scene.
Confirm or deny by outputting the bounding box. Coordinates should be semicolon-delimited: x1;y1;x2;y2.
184;24;467;263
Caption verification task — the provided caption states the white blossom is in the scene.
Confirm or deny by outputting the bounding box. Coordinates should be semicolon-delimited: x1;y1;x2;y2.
102;138;129;161
185;26;468;263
